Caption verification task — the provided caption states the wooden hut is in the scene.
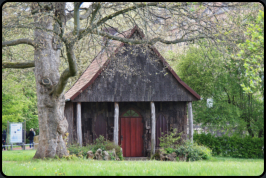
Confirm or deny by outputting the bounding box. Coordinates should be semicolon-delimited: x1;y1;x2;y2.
64;26;200;157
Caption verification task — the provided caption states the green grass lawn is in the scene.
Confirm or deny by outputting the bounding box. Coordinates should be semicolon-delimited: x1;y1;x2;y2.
2;150;264;176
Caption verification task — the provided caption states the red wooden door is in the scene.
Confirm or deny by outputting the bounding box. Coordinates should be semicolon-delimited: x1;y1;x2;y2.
120;110;143;157
156;114;167;148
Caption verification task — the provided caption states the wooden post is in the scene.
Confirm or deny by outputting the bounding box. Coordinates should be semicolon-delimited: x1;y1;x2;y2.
24;121;26;148
188;102;193;143
114;102;119;145
77;102;83;146
150;102;156;156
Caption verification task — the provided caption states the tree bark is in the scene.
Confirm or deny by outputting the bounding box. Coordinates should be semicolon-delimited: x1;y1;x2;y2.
32;7;68;159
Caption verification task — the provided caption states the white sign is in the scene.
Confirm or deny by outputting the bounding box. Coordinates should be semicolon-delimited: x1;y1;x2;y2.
207;98;213;108
10;123;23;143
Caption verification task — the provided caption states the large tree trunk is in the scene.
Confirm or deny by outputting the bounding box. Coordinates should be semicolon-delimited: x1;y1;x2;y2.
33;6;68;159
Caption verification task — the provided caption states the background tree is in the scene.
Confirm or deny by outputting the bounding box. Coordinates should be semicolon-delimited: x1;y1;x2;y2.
2;2;251;158
175;44;264;137
235;10;264;95
2;70;39;134
170;6;264;138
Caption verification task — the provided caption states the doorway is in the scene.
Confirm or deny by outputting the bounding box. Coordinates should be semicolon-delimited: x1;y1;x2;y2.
119;109;143;157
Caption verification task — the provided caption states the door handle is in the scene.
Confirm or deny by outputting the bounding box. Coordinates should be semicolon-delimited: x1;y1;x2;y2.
121;135;123;141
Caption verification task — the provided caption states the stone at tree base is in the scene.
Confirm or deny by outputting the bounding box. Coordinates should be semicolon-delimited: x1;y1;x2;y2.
167;152;177;161
107;148;116;160
179;153;188;162
158;148;167;155
112;148;117;157
107;148;121;161
158;149;168;161
115;157;120;161
103;151;111;160
158;149;177;161
160;153;167;161
95;148;103;160
151;153;160;160
87;151;94;159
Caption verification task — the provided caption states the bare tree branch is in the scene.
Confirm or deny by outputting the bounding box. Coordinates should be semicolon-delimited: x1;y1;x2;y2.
80;7;93;20
53;42;77;96
2;24;58;35
2;61;35;69
80;28;207;45
2;38;35;48
76;2;184;41
73;2;82;36
90;2;101;25
95;2;161;28
66;2;95;21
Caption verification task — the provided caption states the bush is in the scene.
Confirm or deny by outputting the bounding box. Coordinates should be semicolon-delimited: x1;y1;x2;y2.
116;151;124;161
194;133;264;158
151;153;160;160
164;147;175;154
158;128;182;149
67;135;123;160
175;140;212;161
157;129;211;161
66;154;79;160
67;144;94;158
103;139;121;156
91;135;106;154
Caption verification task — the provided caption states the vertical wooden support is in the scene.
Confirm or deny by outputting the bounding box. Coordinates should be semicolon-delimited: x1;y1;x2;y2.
77;102;83;146
188;102;193;143
24;120;26;147
150;102;156;156
114;102;119;145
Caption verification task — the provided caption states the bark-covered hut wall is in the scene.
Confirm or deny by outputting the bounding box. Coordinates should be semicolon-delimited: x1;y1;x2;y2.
72;31;197;102
65;101;187;157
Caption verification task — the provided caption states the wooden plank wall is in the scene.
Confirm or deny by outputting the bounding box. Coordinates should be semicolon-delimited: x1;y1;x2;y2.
73;102;77;144
72;31;197;102
66;101;187;156
80;102;114;146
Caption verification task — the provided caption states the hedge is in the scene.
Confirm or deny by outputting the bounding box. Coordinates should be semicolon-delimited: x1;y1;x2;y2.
194;133;264;158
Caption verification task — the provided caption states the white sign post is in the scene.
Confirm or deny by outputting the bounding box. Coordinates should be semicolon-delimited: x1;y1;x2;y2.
10;123;23;143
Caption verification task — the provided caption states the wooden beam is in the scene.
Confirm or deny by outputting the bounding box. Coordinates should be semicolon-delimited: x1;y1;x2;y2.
77;102;83;146
114;102;119;145
188;102;193;143
150;101;156;156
